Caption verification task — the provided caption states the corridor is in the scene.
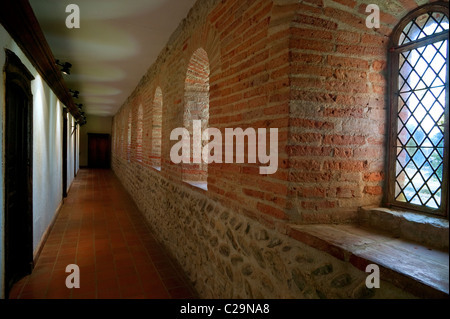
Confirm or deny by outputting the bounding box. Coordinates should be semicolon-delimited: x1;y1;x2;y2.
8;169;197;299
1;0;448;302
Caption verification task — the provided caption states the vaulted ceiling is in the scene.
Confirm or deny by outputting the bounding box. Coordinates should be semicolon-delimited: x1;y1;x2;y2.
29;0;197;117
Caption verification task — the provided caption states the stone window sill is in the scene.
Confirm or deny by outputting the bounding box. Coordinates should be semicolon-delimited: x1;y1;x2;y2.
287;208;449;298
359;206;449;250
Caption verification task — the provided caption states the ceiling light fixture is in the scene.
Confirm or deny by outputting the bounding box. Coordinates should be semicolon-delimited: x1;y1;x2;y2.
55;59;72;75
69;89;80;98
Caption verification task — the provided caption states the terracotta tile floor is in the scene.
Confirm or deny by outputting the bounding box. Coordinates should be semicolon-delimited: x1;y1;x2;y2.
9;169;197;299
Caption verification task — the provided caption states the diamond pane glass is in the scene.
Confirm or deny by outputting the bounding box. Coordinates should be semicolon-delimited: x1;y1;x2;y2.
419;186;432;205
421;161;433;180
395;16;448;210
398;127;410;145
428;198;439;209
413;105;426;124
411;194;421;205
412;149;426;167
429;127;443;146
428;174;441;193
399;12;449;45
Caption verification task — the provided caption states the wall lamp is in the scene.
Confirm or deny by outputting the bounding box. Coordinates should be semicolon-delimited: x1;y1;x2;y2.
69;89;79;98
55;59;72;75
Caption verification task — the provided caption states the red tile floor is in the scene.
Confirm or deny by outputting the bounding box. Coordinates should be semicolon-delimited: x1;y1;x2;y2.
9;169;197;299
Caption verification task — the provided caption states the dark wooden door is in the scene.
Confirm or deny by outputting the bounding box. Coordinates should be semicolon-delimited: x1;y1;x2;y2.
4;50;34;297
88;133;111;168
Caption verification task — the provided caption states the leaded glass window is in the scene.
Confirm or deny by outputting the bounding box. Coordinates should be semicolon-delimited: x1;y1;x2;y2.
389;4;449;216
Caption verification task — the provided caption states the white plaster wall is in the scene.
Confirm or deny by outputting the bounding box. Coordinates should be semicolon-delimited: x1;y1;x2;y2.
77;124;80;175
0;26;77;298
32;75;63;251
67;115;75;189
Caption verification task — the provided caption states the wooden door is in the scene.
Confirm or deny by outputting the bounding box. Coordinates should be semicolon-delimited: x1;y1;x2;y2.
4;50;34;297
88;133;111;168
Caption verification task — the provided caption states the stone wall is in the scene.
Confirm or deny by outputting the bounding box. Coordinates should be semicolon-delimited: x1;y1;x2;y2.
113;157;413;298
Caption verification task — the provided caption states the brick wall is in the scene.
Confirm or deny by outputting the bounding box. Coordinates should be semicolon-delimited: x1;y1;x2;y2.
111;0;445;298
287;0;390;224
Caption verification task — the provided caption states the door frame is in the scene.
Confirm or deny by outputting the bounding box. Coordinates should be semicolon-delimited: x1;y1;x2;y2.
3;49;34;297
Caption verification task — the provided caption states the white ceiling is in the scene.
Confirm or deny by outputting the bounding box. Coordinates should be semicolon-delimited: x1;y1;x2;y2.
29;0;197;117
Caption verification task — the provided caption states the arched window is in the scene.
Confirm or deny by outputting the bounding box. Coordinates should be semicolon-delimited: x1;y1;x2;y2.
388;4;449;216
183;48;210;189
137;104;144;162
151;87;163;169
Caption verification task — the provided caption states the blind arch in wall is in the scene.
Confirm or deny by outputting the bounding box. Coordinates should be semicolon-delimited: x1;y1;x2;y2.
183;48;210;187
151;87;163;169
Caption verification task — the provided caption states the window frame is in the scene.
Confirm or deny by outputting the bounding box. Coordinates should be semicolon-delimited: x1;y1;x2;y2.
387;3;449;217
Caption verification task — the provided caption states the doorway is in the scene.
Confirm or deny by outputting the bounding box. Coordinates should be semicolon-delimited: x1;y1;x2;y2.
4;50;34;297
88;133;111;168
